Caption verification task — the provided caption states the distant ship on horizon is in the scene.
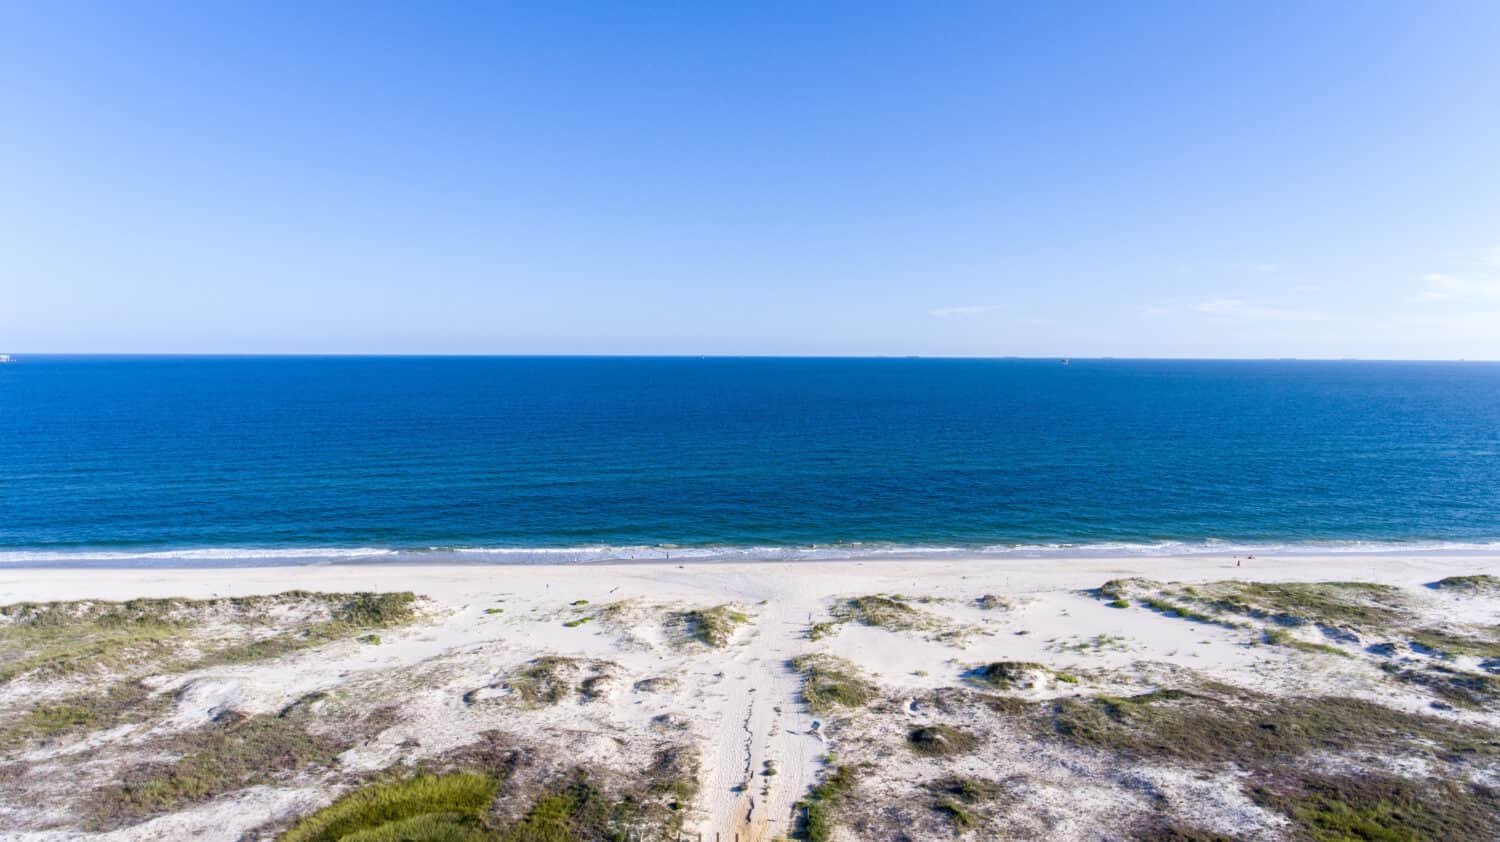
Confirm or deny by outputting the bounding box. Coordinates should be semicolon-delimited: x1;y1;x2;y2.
0;354;12;364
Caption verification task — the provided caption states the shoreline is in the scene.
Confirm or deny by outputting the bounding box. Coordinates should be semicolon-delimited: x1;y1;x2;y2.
5;541;1500;571
2;549;1500;615
3;550;1498;608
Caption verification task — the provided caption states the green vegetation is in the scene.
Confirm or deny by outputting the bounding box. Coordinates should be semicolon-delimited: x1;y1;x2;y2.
1406;627;1500;660
807;593;966;641
0;592;418;751
561;617;592;628
632;676;677;694
1250;773;1499;842
0;683;165;750
790;655;876;713
493;780;637;842
975;594;1013;611
357;634;382;645
484;608;505;615
831;594;932;633
1044;686;1498;766
907;724;976;756
569;600;589;607
806;622;838;641
281;772;498;842
1140;597;1236;628
1262;628;1349;657
1194;581;1406;629
192;592;419;667
1100;579;1420;640
491;657;619;707
795;765;857;842
280;761;698;842
924;776;1007;832
1379;662;1500;710
1021;683;1500;837
966;661;1048;691
929;776;1003;805
671;604;750;648
504;657;584;706
578;674;613;702
505;764;697;841
1097;578;1153;601
1429;574;1500;594
93;711;346;827
932;798;975;829
0;599;191;683
1050;633;1127;654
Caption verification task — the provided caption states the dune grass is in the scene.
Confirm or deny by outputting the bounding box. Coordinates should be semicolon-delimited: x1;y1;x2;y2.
1262;628;1349;657
0;602;189;683
1003;682;1500;838
1429;575;1500;594
1044;686;1499;766
1251;772;1498;842
200;592;419;666
966;661;1050;691
504;657;581;706
0;591;419;685
907;724;976;757
0;683;164;750
790;655;876;713
1405;627;1500;660
283;766;697;842
671;604;750;648
93;712;347;828
496;657;618;707
1194;581;1407;629
281;772;498;842
831;595;932;633
796;765;857;842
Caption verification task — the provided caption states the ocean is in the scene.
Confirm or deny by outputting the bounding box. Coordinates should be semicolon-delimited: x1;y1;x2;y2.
2;356;1498;567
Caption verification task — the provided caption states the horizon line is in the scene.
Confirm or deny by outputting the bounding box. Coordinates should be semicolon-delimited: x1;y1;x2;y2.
4;353;1498;364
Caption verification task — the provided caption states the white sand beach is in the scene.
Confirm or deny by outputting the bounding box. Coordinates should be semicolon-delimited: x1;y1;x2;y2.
2;553;1498;841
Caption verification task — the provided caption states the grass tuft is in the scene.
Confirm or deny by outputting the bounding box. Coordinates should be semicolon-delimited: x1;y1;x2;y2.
93;711;347;827
671;604;750;648
1250;772;1499;842
1263;628;1349;657
966;661;1049;691
832;595;930;632
796;765;857;842
1428;575;1500;595
790;655;876;713
280;772;497;842
907;724;977;756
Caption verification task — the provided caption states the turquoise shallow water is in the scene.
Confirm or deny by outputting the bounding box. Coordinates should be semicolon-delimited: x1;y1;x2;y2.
2;356;1499;566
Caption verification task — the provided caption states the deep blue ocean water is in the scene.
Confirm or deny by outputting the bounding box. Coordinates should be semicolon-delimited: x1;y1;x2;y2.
2;356;1499;566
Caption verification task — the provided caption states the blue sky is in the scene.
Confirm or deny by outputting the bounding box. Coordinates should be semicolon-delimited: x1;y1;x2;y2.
2;2;1498;358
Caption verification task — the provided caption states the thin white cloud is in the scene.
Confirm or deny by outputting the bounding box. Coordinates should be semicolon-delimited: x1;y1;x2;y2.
1192;298;1325;322
1415;272;1500;303
929;305;998;318
1194;298;1244;314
